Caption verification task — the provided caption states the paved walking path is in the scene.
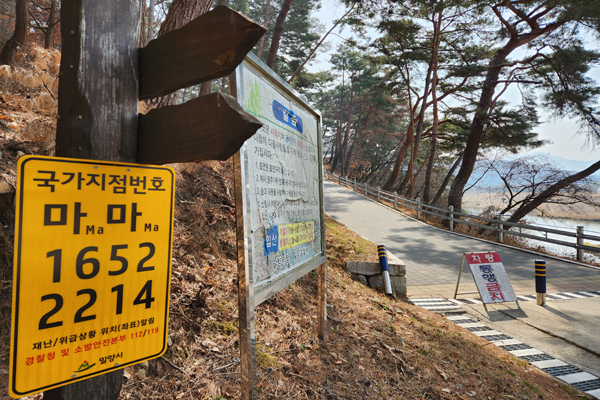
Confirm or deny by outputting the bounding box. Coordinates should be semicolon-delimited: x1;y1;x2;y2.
324;179;600;397
324;180;600;298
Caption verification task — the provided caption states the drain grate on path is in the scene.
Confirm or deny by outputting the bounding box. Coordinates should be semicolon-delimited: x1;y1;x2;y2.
572;380;600;392
498;343;533;351
543;365;583;377
451;319;477;324
483;334;512;342
520;354;555;362
466;326;493;332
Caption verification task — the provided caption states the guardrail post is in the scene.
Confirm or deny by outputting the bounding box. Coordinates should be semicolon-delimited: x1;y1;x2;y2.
449;205;454;232
364;182;367;196
577;226;584;261
338;174;341;184
394;193;397;209
354;178;357;192
497;215;504;243
377;187;381;202
416;198;421;219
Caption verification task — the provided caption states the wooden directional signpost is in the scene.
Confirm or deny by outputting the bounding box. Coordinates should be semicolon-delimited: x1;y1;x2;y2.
232;54;327;400
10;3;265;399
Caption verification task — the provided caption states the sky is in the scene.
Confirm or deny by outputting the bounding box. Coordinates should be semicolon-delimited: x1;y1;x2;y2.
311;0;600;163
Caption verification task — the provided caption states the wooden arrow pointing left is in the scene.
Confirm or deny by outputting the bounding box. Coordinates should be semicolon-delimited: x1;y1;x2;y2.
137;93;262;165
139;6;266;100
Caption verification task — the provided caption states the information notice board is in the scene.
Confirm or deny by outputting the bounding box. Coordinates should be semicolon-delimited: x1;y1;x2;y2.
233;54;326;400
10;156;175;397
235;54;326;303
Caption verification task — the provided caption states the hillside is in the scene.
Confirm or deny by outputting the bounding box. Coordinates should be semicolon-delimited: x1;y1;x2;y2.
0;47;593;400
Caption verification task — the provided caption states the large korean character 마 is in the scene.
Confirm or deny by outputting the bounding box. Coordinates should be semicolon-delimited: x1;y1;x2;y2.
44;202;89;235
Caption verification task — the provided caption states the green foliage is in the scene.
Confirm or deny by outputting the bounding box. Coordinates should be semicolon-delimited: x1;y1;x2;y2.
529;44;600;140
229;0;323;87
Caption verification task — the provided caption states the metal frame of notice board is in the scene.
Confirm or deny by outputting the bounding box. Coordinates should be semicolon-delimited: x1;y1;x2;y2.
231;53;327;400
454;251;521;312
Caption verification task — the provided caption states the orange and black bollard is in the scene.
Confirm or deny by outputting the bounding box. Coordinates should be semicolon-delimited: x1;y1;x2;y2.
535;259;546;306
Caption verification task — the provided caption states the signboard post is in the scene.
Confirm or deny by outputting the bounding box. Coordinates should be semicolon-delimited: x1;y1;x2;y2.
232;54;327;400
9;156;175;398
454;251;521;311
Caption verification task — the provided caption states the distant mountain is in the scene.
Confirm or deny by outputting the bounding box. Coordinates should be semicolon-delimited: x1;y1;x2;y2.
466;152;600;192
528;152;599;173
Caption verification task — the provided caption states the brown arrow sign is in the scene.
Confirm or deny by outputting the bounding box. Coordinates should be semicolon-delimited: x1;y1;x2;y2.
139;6;266;100
137;93;262;164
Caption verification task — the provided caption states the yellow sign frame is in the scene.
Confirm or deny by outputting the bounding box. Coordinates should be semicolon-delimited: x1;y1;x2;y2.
10;156;175;397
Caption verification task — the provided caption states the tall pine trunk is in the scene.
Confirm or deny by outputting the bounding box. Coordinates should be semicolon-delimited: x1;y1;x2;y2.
256;0;271;59
0;0;28;65
408;61;433;197
423;11;441;204
267;0;292;68
43;0;57;49
447;3;566;213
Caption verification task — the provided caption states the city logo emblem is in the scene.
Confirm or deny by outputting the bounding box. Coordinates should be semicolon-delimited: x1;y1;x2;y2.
74;360;96;373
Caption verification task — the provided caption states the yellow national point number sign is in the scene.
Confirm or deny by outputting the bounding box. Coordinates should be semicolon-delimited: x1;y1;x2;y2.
10;156;175;397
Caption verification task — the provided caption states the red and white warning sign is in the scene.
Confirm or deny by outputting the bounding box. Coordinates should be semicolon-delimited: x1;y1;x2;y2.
465;252;517;304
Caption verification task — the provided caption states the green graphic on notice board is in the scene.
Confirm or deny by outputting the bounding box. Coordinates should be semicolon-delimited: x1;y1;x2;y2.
246;80;261;115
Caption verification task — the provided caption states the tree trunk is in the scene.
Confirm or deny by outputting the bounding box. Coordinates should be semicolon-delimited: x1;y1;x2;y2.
146;0;213;108
43;0;57;49
147;0;155;43
447;41;519;212
0;0;28;65
351;106;371;167
507;160;600;224
396;161;411;195
266;0;292;68
447;7;566;213
330;72;346;172
408;61;434;197
382;134;410;190
340;82;354;176
431;153;463;206
218;0;229;92
383;37;414;191
345;98;365;173
256;0;271;59
423;11;441;204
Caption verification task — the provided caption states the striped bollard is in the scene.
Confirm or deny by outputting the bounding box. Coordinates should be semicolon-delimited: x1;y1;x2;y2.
535;259;546;306
378;245;393;295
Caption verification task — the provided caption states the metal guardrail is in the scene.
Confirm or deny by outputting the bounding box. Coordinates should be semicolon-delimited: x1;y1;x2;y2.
324;171;600;261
